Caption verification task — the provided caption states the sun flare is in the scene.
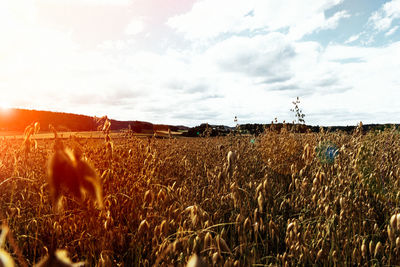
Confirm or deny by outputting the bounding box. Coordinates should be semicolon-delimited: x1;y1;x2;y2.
0;102;11;112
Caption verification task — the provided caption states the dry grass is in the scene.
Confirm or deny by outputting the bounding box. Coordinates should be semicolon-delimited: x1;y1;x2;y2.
1;124;400;265
0;131;180;140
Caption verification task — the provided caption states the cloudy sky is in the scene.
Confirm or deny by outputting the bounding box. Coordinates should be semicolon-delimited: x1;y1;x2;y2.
0;0;399;126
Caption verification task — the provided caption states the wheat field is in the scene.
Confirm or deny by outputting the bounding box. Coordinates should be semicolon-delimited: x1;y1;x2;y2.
1;123;400;266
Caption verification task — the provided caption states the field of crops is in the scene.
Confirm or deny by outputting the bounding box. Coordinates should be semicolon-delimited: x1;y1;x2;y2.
1;123;400;266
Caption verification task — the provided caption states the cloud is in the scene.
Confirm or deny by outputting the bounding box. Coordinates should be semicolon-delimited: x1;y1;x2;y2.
288;10;350;40
344;33;361;44
205;33;295;82
318;42;400;117
385;25;399;36
368;0;400;32
167;0;252;40
323;10;351;30
167;0;347;40
38;0;134;6
171;109;223;121
125;18;145;35
268;84;300;92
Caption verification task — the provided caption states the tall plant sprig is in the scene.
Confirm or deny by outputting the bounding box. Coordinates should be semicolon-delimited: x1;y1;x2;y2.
290;97;305;124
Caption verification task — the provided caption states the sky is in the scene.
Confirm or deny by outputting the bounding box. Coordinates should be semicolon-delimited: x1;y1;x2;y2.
0;0;399;127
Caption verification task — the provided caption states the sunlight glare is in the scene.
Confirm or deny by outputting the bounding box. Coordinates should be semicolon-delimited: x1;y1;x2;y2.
0;102;11;113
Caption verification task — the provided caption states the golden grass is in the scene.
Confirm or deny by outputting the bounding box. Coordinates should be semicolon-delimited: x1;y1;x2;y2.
0;131;156;140
1;125;400;265
0;126;182;141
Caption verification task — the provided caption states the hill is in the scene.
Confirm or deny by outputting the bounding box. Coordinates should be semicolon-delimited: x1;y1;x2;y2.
0;108;188;133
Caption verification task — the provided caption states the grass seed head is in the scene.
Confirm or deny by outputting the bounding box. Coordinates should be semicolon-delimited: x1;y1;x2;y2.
144;190;153;205
361;240;367;258
204;232;212;248
212;252;222;266
48;143;103;211
227;150;236;176
186;254;206;267
35;249;85;267
388;225;395;244
138;220;150;236
374;241;382;258
0;248;15;267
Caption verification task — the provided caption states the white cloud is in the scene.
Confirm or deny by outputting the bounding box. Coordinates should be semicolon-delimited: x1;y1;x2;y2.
314;42;400;121
0;1;37;38
344;33;360;44
38;0;134;5
247;0;345;34
369;0;400;32
205;33;294;75
288;10;349;40
168;0;347;40
167;0;252;40
125;18;144;35
386;25;399;36
323;10;351;30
